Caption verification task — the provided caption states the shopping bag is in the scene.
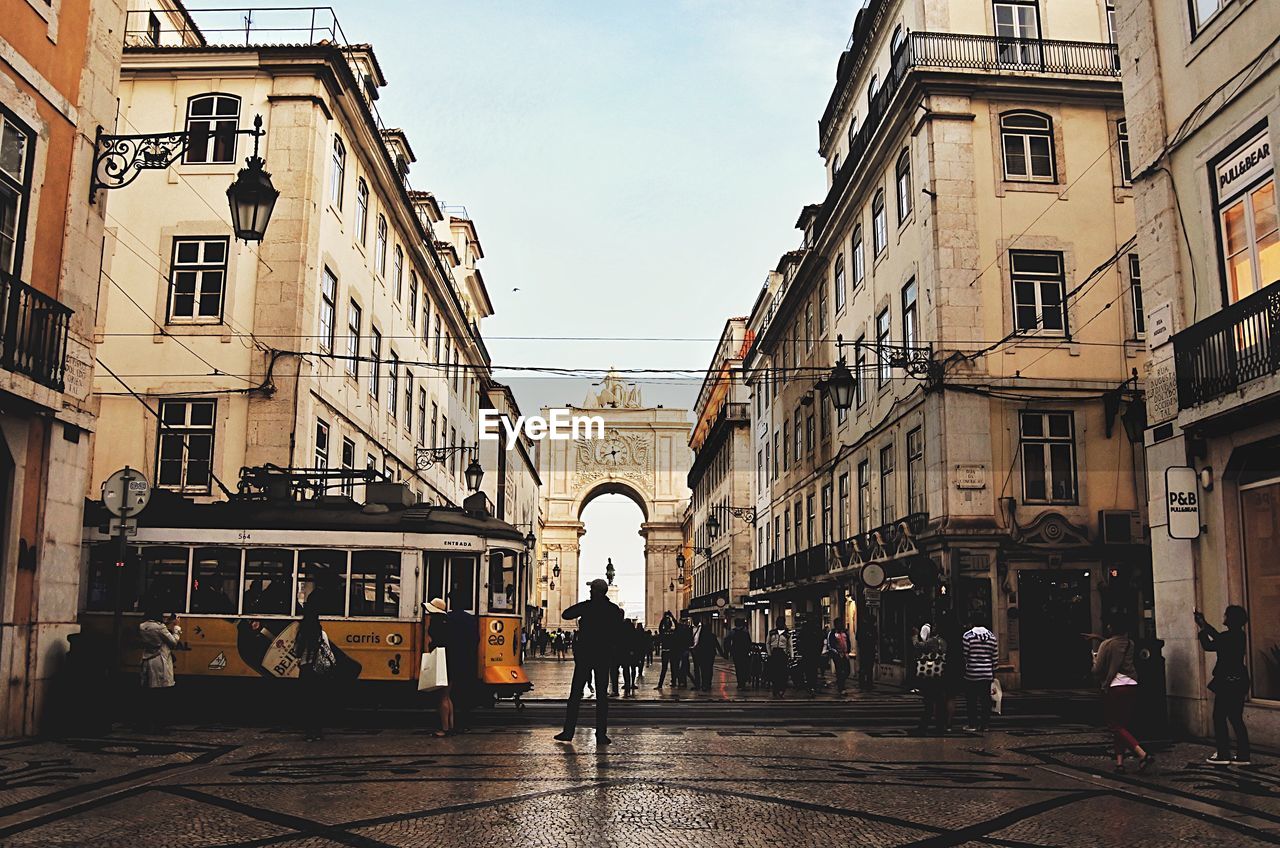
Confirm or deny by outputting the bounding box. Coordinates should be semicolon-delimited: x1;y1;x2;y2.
990;677;1004;715
418;647;449;692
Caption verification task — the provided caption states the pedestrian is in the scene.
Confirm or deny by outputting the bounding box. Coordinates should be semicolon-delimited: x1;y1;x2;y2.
1092;621;1155;773
856;612;876;691
1196;605;1251;766
938;611;964;732
430;594;479;732
555;579;624;745
693;620;721;692
619;619;638;695
656;611;677;688
827;619;852;695
673;619;694;688
766;624;790;697
292;600;335;741
961;614;998;732
796;617;822;695
912;620;948;735
138;609;180;730
423;598;456;736
631;621;648;686
725;618;753;690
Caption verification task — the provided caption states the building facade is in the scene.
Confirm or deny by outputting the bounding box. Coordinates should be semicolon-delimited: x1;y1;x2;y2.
479;381;541;622
686;318;753;636
92;6;496;512
1117;0;1279;744
0;0;127;735
745;0;1148;689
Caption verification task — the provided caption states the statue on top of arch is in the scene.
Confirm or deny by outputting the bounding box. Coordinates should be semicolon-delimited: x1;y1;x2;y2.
585;369;643;409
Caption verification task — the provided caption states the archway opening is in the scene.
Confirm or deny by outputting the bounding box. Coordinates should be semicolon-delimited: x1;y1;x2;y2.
579;494;645;623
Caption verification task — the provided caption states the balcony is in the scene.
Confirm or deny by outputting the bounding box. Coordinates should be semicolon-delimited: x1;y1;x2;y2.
0;270;73;393
749;544;831;591
1173;280;1280;409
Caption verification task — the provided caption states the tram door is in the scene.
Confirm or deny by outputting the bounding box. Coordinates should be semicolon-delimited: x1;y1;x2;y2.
1017;569;1092;688
422;553;478;612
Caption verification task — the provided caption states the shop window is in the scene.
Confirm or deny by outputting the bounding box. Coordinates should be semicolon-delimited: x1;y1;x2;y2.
1020;411;1077;503
1241;477;1280;701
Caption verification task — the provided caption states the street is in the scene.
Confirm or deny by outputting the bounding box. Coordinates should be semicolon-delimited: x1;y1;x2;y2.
0;721;1275;847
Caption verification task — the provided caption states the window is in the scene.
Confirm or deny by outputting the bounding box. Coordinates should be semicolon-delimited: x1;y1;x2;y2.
895;148;913;223
1117;119;1132;185
404;369;414;432
821;484;832;542
1191;0;1231;35
852;225;865;287
319;268;337;353
375;215;387;277
837;473;849;539
782;421;790;470
994;1;1042;66
431;402;439;448
314;419;330;472
868;73;879;107
757;449;764;491
184;94;239;164
355;178;369;245
880;444;896;525
434;316;443;362
805;413;815;454
146;12;161;45
1129;254;1145;338
167;237;228;323
793;503;802;552
1011;250;1067;335
407;267;417;328
1106;2;1117;43
772;432;779;478
157;399;216;493
1220;173;1278;305
806;494;815;548
819;278;829;334
330;135;346;208
805;302;814;352
907;427;924;515
1001;111;1055;182
876;309;891;387
421;295;431;345
902;278;918;349
395;246;405;306
831;153;841;181
834;253;846;312
857;459;872;532
793;409;802;463
345;300;361;378
1020;411;1077;503
388;351;399;416
773;517;781;560
891;24;906;55
369;328;382;399
341;437;356;497
855;337;868;408
242;549;293;615
872;191;887;256
417;387;428;444
350;550;401;618
0;110;33;275
190;548;239;614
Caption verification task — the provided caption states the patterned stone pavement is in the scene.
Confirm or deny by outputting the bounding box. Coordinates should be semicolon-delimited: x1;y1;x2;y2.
0;719;1276;847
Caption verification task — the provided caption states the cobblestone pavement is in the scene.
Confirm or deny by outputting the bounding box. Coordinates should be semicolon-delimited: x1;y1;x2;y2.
0;719;1276;847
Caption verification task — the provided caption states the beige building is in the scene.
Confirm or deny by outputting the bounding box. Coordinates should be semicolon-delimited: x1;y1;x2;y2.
0;0;127;735
745;0;1146;689
92;5;496;512
1116;0;1279;744
479;381;541;619
686;318;753;637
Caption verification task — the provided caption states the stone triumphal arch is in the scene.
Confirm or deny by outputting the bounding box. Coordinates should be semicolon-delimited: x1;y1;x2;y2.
538;373;691;629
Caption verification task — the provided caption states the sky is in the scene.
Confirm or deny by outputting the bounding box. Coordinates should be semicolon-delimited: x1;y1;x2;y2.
203;1;855;614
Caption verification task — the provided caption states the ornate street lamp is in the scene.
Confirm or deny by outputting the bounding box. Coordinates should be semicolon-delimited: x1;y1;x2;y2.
464;457;484;492
707;511;721;537
226;116;279;243
552;562;561;578
524;531;536;549
828;358;856;412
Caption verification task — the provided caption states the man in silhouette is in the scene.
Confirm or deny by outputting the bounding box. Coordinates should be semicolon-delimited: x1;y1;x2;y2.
555;579;624;745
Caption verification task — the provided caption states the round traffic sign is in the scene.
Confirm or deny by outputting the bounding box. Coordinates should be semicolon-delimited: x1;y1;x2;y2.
102;467;151;517
860;563;886;590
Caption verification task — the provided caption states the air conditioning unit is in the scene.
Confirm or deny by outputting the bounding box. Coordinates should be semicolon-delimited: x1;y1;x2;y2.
1099;510;1144;545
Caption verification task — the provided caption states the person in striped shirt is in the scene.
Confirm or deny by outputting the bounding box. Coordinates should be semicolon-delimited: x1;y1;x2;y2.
961;615;999;732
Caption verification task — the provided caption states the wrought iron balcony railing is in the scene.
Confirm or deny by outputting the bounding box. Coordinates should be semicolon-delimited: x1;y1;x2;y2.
1173;280;1280;409
909;32;1120;77
0;270;73;392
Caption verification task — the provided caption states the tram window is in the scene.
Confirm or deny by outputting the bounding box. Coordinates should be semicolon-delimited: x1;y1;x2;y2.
448;556;477;613
298;549;348;615
243;549;294;615
85;542;143;612
350;550;401;617
190;547;240;614
425;553;446;610
487;552;516;612
140;546;189;614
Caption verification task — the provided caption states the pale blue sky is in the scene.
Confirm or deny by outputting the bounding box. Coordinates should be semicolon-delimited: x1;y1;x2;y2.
205;1;855;613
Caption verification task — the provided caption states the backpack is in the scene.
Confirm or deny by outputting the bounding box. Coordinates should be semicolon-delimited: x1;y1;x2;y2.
915;635;947;679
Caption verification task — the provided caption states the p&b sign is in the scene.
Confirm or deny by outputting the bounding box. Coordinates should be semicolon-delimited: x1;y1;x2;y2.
1165;466;1200;540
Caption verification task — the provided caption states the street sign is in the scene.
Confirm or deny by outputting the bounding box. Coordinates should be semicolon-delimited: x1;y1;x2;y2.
107;517;138;536
102;467;150;517
1166;466;1201;539
860;563;886;589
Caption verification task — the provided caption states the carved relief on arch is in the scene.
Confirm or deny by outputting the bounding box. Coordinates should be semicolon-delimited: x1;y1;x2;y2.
573;429;654;490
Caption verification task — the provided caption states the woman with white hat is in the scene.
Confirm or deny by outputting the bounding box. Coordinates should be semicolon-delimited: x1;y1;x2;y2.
423;597;454;737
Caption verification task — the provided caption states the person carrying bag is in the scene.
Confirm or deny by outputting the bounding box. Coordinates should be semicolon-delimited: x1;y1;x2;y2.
292;601;335;742
423;598;455;737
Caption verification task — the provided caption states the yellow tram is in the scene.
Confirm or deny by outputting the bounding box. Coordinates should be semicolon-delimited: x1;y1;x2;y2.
78;474;532;703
